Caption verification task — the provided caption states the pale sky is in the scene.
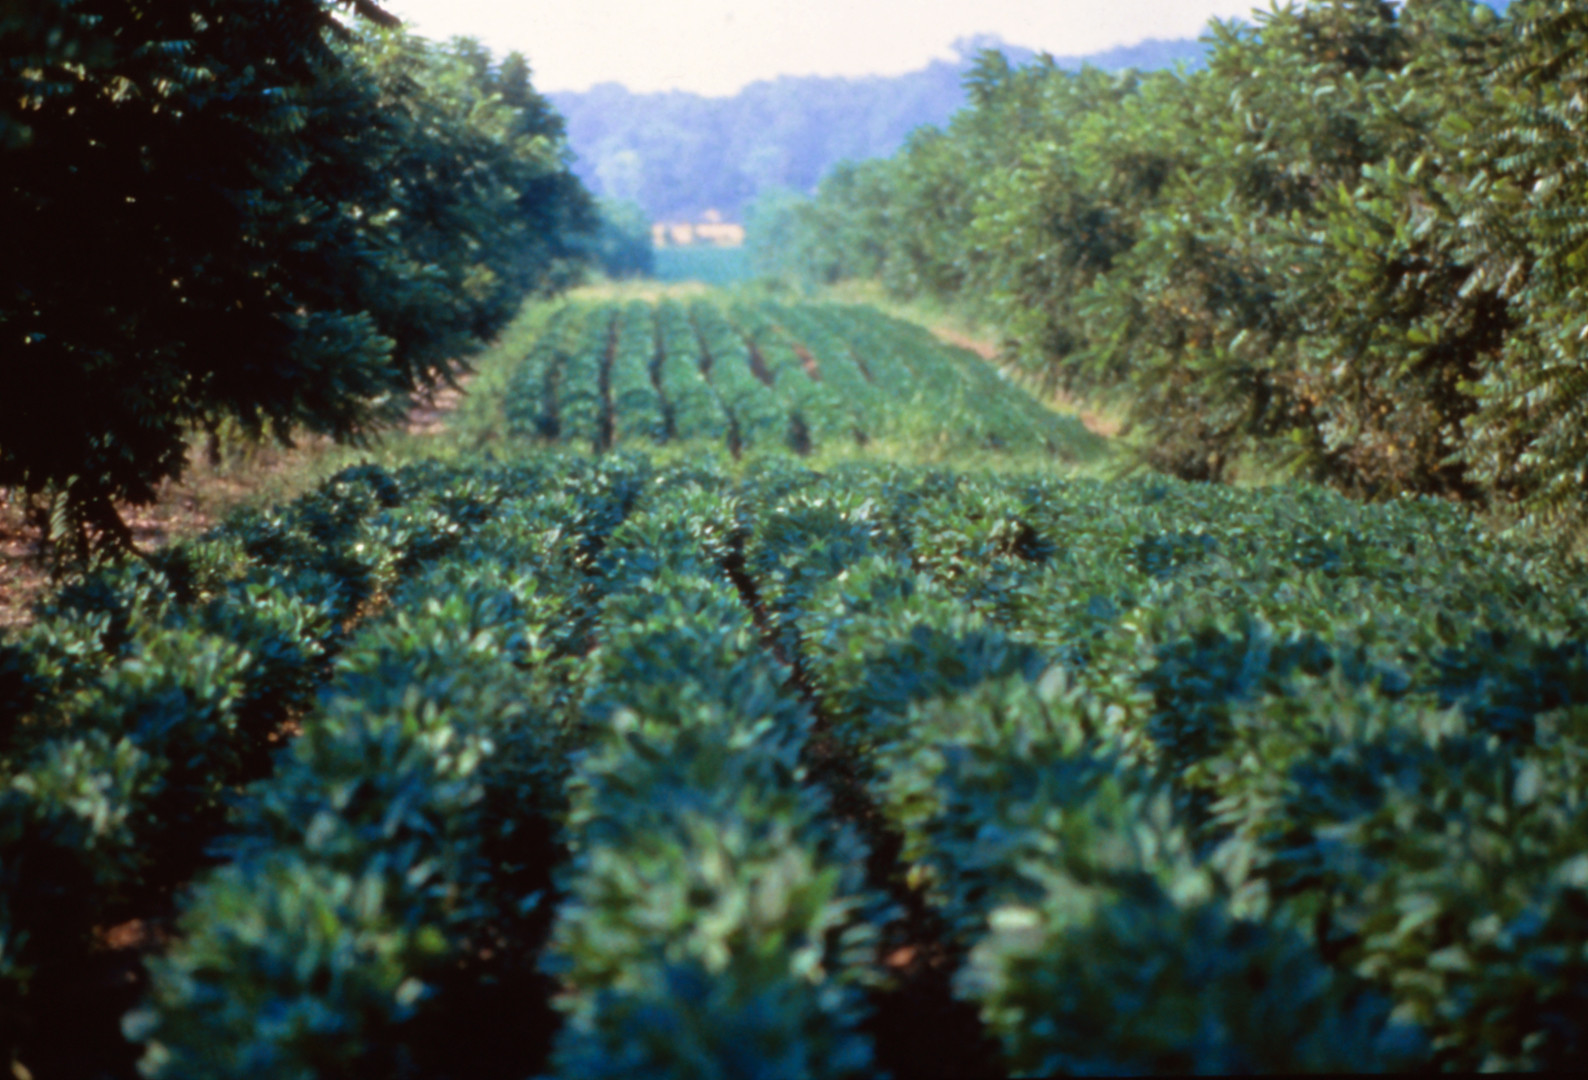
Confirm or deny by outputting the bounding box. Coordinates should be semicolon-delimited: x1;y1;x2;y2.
382;1;1256;96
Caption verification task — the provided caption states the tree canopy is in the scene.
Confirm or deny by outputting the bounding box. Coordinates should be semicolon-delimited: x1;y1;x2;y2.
761;0;1588;543
0;0;592;556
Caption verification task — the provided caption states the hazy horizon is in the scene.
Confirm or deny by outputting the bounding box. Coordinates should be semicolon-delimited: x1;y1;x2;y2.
383;0;1253;97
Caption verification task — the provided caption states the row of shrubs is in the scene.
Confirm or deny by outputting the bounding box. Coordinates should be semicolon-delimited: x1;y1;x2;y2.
9;451;1586;1072
609;301;668;444
735;456;1588;1071
131;456;656;1076
655;300;732;444
0;461;520;1056
544;476;887;1076
758;0;1588;540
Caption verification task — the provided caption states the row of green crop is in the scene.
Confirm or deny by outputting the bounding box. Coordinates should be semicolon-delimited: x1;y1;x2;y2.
505;304;591;441
543;475;886;1076
129;455;649;1075
0;460;501;1035
501;298;1106;462
655;299;731;443
732;458;1588;1072
0;461;527;1056
10;452;1584;1072
740;488;1407;1072
689;300;789;450
100;456;894;1076
760;303;893;434
729;302;860;448
610;301;667;444
558;308;618;449
827;306;1100;458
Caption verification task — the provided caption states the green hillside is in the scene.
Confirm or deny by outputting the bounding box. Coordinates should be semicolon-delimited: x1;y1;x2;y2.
548;35;1208;222
3;291;1584;1077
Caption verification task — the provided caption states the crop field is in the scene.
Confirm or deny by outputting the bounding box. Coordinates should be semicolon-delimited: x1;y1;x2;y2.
502;297;1105;464
3;298;1587;1077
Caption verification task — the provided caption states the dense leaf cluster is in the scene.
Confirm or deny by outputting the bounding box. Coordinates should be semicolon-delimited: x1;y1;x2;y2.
88;454;887;1077
0;0;592;552
4;442;1588;1071
736;457;1588;1072
545;478;884;1079
134;456;639;1077
764;0;1588;540
0;459;529;1065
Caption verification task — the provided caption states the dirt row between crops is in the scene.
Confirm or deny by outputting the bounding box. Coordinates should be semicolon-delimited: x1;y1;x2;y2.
721;533;1007;1079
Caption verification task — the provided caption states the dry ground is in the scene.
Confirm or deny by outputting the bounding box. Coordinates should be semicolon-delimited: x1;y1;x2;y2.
0;439;330;632
0;387;467;633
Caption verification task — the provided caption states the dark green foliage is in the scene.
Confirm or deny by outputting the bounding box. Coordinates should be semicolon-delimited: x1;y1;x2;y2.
131;459;622;1077
8;425;1588;1071
608;301;667;444
0;460;564;1062
545;491;884;1076
1201;681;1588;1070
1450;0;1588;539
0;2;591;555
965;866;1424;1075
728;454;1588;1070
768;0;1588;542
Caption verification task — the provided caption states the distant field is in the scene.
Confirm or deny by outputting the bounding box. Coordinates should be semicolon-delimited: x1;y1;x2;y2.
501;295;1105;465
652;244;752;285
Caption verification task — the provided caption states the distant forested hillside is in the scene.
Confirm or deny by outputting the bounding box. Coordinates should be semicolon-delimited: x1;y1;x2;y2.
548;35;1207;221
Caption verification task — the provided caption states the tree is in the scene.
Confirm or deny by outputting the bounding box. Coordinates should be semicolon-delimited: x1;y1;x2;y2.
580;198;654;280
773;1;1547;507
1451;0;1588;541
0;1;592;560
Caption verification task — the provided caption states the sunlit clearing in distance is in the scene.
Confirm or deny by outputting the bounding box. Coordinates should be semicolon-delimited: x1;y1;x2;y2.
383;0;1255;96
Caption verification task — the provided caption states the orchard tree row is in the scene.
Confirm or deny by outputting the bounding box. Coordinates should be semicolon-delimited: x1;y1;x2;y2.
0;0;594;556
752;0;1588;541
